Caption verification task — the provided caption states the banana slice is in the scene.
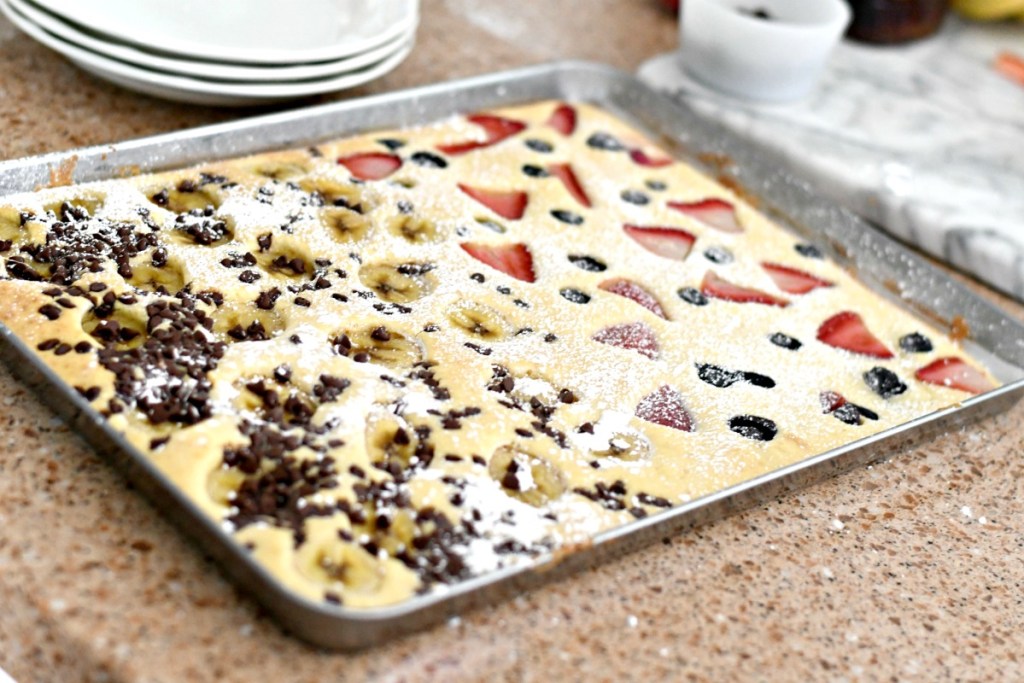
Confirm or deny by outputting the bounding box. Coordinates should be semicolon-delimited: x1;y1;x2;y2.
148;183;223;214
446;301;511;341
365;410;420;468
358;262;437;304
296;538;388;594
591;431;651;461
250;159;311;181
206;465;248;507
321;206;371;243
332;325;423;368
387;214;443;243
43;193;105;219
489;445;567;506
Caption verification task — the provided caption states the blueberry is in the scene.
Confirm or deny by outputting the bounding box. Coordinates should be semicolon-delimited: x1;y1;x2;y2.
586;132;625;151
899;332;933;353
377;138;405;150
678;287;709;306
795;243;824;259
551;210;584;225
864;367;907;398
728;415;777;441
522;164;549;178
769;332;802;350
568;254;607;272
525;139;553;153
703;247;733;264
740;371;776;388
620;190;649;205
832;403;862;425
645;179;667;191
559;288;591;304
697;364;740;388
410;151;447;168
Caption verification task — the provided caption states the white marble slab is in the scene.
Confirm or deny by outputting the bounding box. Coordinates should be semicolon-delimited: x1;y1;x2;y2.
638;18;1024;300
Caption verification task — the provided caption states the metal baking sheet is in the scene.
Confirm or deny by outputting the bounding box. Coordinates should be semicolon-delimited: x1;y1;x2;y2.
1;61;1023;650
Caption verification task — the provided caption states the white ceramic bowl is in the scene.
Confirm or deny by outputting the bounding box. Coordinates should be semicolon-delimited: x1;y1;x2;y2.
679;0;851;102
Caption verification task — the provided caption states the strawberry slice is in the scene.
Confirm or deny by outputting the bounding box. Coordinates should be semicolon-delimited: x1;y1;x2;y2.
598;278;667;319
546;103;577;135
548;163;591;208
458;183;528;220
459;242;535;283
761;262;834;295
701;271;788;307
915;357;994;395
629;148;673;168
623;225;696;261
668;198;743;233
437;114;527;155
816;311;893;359
592;322;659;359
635;385;694;432
337;152;402;181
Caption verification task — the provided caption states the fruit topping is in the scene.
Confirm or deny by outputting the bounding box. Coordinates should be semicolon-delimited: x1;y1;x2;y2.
899;332;933;353
761;262;833;294
629;149;673;168
376;138;405;150
769;332;802;350
458;184;528;220
447;301;511;341
358;262;437;303
592;322;660;359
568;254;608;272
914;357;993;395
586;132;625;151
635;385;694;432
598;278;667;319
816;312;892;358
863;367;908;398
409;151;448;168
696;364;775;389
525;139;553;153
645;179;668;191
677;287;709;306
551;209;584;225
522;164;549;178
819;390;878;425
437;114;526;155
623;225;696;261
701;271;788;307
546;103;577;136
728;415;777;441
548;163;591;207
794;243;824;259
459;242;536;283
620;190;650;205
336;152;402;181
560;288;591;304
668;198;742;233
703;246;733;264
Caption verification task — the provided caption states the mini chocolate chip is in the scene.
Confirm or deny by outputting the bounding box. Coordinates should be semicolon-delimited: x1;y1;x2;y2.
470;273;485;283
370;326;391;342
88;282;107;292
74;341;91;354
544;333;558;343
54;343;72;355
38;304;61;320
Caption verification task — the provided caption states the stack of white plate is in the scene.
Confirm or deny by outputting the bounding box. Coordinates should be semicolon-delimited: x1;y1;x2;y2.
0;0;419;106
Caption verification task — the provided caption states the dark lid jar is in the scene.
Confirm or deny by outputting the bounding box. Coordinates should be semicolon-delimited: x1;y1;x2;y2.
845;0;949;43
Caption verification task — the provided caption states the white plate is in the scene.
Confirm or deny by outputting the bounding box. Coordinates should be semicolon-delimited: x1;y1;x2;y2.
10;0;416;83
26;0;419;65
0;0;415;105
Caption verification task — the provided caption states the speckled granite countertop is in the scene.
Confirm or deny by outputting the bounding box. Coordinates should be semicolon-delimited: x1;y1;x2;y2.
1;2;1023;681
